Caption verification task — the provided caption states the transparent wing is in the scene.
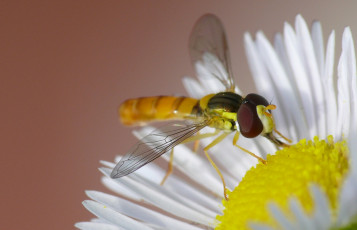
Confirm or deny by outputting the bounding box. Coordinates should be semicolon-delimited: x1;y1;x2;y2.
110;121;209;178
189;14;235;91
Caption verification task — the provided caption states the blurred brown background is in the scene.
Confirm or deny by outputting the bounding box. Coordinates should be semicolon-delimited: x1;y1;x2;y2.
1;1;357;229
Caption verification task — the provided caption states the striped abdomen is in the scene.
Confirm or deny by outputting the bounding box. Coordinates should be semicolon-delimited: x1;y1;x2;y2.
119;96;199;125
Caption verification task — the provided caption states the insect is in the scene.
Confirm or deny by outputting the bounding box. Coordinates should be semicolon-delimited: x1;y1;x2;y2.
111;14;291;200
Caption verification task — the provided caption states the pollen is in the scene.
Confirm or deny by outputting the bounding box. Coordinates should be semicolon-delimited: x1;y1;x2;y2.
215;136;349;230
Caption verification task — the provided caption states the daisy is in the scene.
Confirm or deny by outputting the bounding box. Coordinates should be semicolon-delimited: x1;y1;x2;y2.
75;15;357;230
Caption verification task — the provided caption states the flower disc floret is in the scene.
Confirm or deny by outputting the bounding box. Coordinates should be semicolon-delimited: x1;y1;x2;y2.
216;136;349;230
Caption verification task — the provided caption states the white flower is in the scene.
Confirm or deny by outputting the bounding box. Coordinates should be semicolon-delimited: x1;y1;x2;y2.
75;15;357;230
244;15;357;230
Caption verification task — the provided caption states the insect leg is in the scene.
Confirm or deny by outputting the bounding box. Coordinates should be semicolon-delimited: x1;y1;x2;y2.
160;130;220;185
233;132;267;164
160;148;174;185
193;139;200;153
184;131;202;153
203;132;230;200
183;130;220;152
181;130;220;143
273;128;292;144
192;131;200;153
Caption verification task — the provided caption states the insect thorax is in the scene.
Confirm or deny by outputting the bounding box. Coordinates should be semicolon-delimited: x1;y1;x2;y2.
207;92;243;112
200;92;243;131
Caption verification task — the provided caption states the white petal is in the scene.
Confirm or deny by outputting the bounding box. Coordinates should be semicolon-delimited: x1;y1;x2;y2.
256;31;306;140
336;29;353;139
264;186;333;230
336;172;357;227
311;21;324;78
336;130;357;227
100;160;116;169
268;203;297;230
106;161;222;214
75;222;120;230
309;185;332;229
323;31;337;136
182;76;206;99
101;175;142;201
101;168;215;226
295;15;326;138
83;200;154;230
273;33;301;140
195;59;226;93
350;128;357;176
129;161;222;213
250;223;274;230
86;190;203;230
284;22;316;138
312;21;328;138
244;32;268;93
341;27;357;135
288;198;315;230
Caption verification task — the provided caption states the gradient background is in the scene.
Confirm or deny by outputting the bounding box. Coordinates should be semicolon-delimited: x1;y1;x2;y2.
2;1;357;229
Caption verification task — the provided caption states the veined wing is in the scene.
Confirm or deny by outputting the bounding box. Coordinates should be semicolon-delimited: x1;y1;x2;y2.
110;121;209;178
189;14;235;92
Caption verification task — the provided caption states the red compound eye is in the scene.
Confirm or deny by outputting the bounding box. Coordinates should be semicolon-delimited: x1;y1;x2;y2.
237;93;269;138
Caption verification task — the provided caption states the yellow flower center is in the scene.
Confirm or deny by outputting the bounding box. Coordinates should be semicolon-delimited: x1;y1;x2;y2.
216;136;349;230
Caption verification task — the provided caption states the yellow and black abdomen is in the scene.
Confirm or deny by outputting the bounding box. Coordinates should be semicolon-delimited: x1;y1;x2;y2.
119;96;199;125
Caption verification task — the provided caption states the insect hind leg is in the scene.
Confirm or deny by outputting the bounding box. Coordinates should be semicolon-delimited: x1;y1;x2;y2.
160;148;174;185
203;132;230;200
160;130;220;186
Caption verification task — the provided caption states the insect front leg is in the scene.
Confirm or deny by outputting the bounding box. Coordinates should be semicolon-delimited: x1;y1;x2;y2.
233;131;267;164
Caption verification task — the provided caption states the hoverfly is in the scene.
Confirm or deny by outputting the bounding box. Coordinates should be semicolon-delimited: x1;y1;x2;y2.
111;14;290;200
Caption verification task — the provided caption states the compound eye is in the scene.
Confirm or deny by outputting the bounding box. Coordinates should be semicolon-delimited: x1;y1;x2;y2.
244;93;269;107
237;93;269;138
237;101;263;138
